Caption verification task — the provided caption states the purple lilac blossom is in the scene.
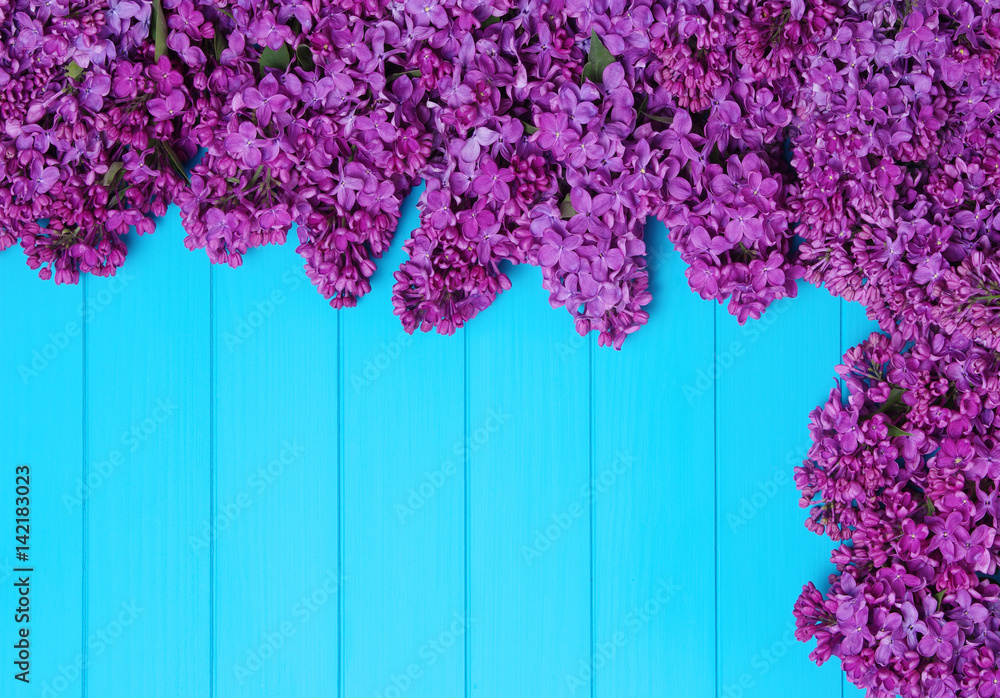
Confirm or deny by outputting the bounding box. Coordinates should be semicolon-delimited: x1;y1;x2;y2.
6;0;1000;349
0;0;189;282
794;330;1000;698
786;0;1000;352
5;2;1000;692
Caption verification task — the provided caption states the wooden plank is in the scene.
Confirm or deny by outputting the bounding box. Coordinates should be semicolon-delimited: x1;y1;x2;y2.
1;200;882;698
213;238;340;697
341;188;466;698
592;223;716;696
467;263;591;697
715;283;846;698
0;254;84;698
84;212;211;696
842;299;881;352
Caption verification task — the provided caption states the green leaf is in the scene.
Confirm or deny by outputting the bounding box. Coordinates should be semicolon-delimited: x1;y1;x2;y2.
152;0;167;60
154;139;190;183
481;9;515;28
66;61;85;80
559;195;577;219
644;112;673;124
295;44;315;71
874;387;906;416
886;425;913;437
581;30;616;85
522;120;538;135
102;161;124;187
214;32;226;62
259;44;291;74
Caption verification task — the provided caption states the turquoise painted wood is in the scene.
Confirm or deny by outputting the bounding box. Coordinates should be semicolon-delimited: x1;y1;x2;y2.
1;252;83;697
467;264;591;697
715;284;844;698
84;208;212;696
0;203;877;698
592;222;715;698
214;238;341;697
342;187;466;698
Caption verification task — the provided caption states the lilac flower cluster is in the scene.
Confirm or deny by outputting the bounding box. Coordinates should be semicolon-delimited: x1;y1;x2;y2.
6;1;1000;692
788;0;1000;351
386;0;814;343
390;5;664;347
794;331;1000;698
0;0;193;283
388;0;815;342
173;0;430;308
6;0;1000;349
0;0;824;345
647;0;806;323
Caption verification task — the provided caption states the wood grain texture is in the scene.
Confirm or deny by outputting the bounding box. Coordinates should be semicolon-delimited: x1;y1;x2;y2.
467;262;591;698
715;283;845;698
83;210;211;696
342;188;467;698
0;253;84;698
214;237;340;698
0;203;886;698
592;221;716;698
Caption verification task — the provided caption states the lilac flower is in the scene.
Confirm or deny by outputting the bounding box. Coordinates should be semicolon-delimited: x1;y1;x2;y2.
78;73;112;112
15;160;60;199
795;331;1000;696
534;112;578;159
749;253;785;292
147;90;187;121
917;619;959;661
898;602;927;649
913;253;945;285
471;160;514;202
558;86;598;127
625;140;661;191
112;61;143;98
724;207;764;243
838;607;873;656
106;1;141;36
567;189;612;239
241;74;290;127
405;0;448;28
538;231;582;273
223;122;263;168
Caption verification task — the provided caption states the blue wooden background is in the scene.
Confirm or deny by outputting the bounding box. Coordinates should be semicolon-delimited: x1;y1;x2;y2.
1;193;878;698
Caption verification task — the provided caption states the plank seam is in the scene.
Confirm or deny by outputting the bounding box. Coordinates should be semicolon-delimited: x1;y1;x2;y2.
464;326;471;698
589;334;596;698
713;302;719;698
209;264;216;698
81;275;89;698
338;308;345;698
